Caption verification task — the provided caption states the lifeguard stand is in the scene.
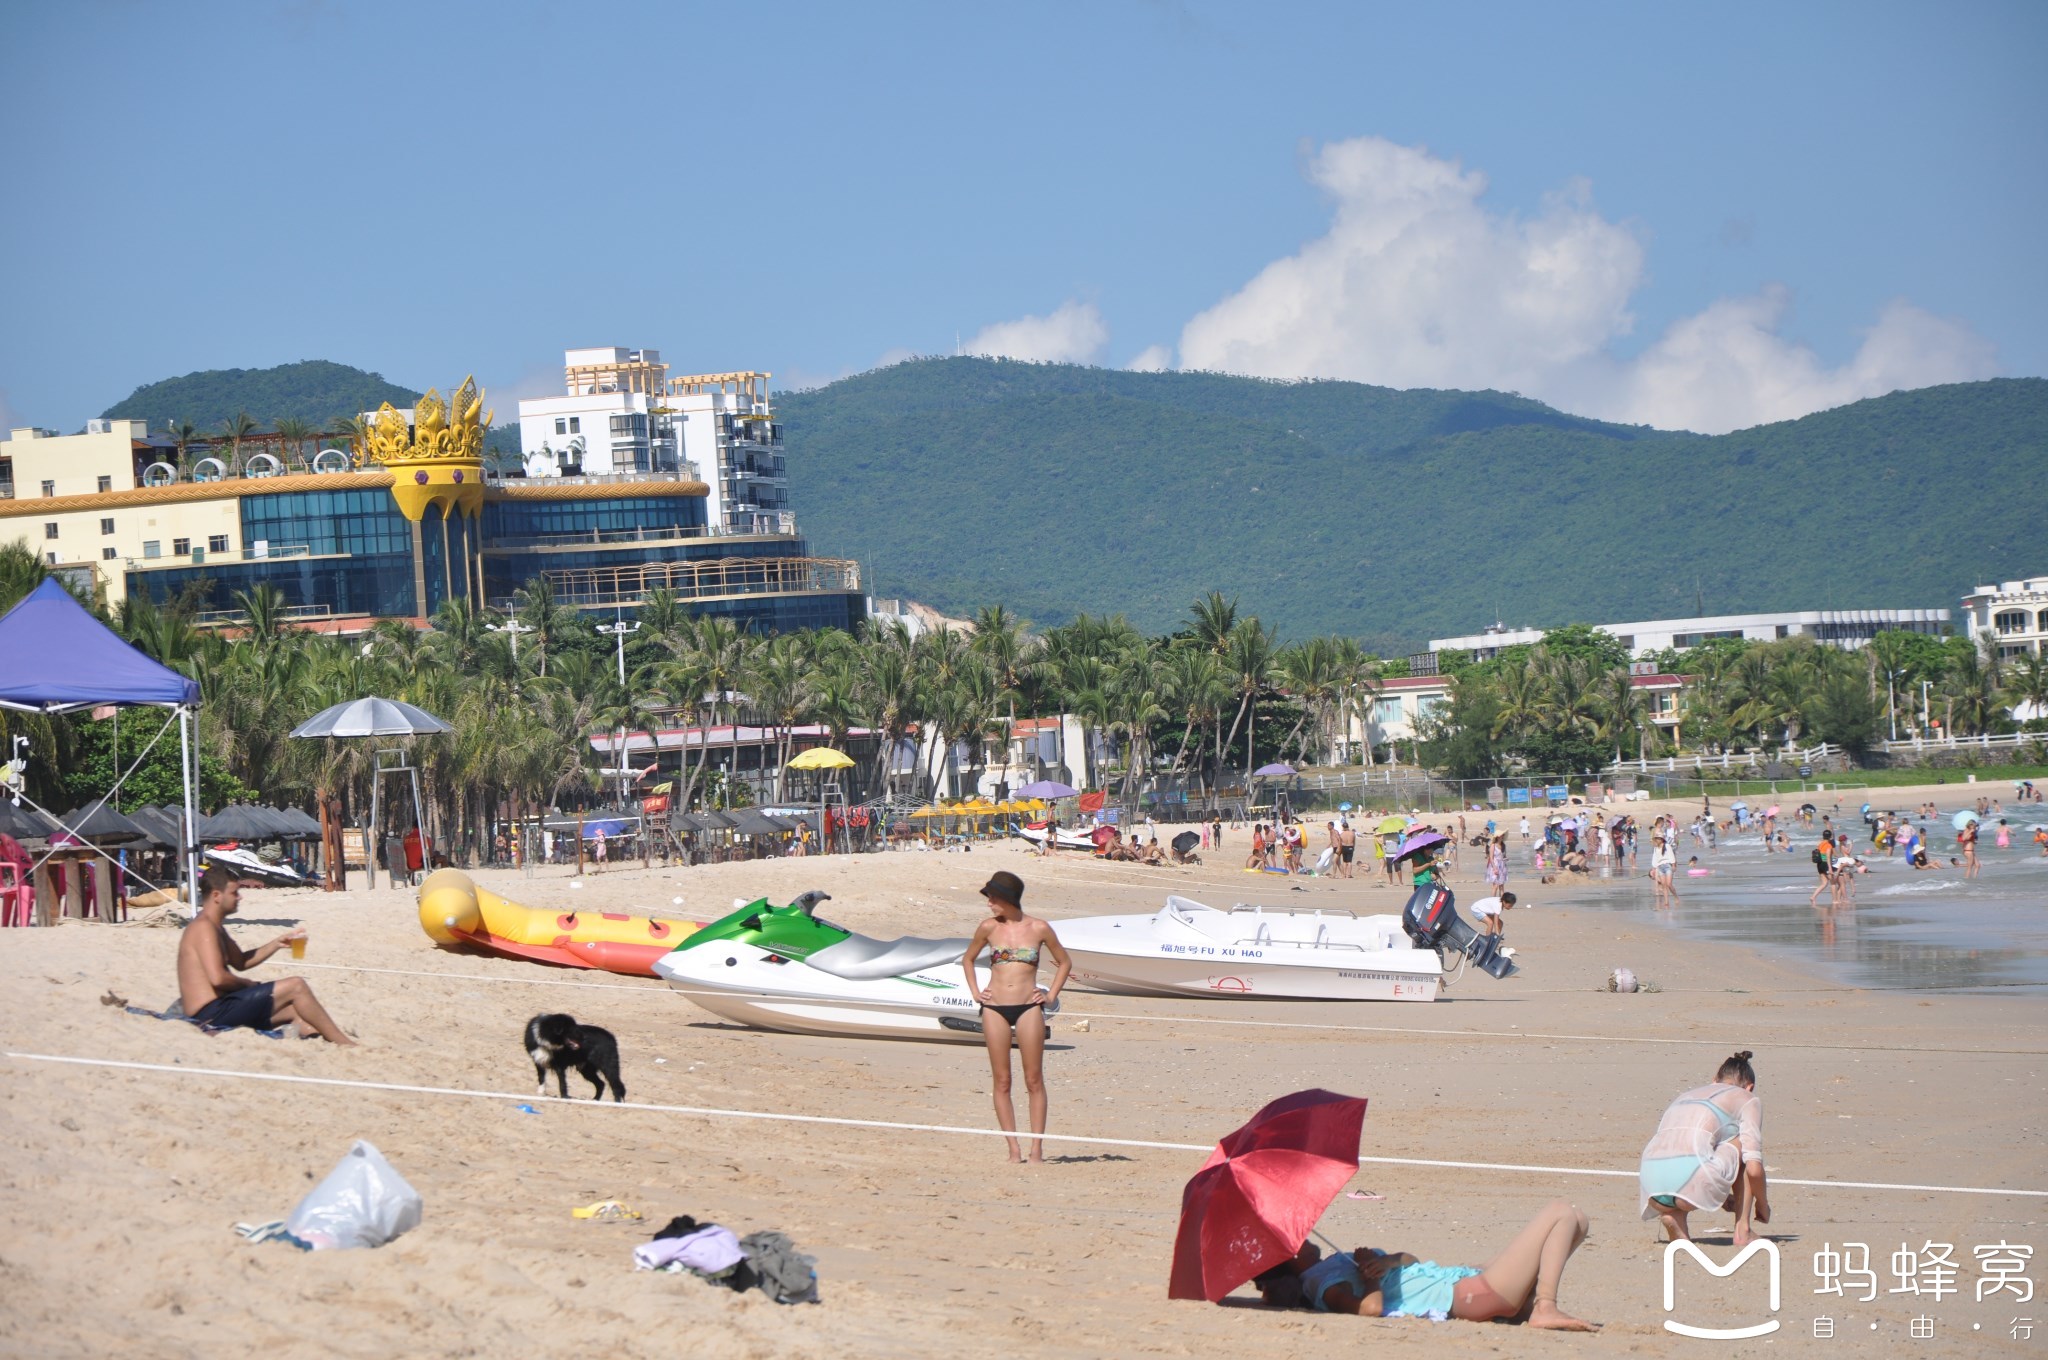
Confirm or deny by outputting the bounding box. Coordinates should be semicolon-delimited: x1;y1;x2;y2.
366;748;427;889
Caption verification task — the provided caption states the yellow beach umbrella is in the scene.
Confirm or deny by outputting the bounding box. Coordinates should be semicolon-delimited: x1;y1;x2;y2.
785;746;855;854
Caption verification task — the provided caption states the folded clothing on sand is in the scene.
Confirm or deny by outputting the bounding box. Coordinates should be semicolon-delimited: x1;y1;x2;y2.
636;1214;819;1303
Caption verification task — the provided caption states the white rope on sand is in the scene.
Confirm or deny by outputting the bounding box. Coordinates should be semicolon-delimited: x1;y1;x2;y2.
295;962;2048;1056
6;1050;2043;1199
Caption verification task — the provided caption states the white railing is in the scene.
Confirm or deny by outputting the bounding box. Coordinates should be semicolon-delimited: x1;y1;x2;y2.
1606;743;1840;776
1874;731;2040;755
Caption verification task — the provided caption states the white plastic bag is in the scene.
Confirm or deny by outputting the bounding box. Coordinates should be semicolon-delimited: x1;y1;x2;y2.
284;1140;423;1250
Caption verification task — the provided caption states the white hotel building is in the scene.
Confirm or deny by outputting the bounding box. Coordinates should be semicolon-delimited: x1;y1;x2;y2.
516;348;792;535
1430;607;1950;662
1960;575;2048;661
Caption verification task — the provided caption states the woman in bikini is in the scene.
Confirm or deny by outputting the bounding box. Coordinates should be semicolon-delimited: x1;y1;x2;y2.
962;871;1072;1164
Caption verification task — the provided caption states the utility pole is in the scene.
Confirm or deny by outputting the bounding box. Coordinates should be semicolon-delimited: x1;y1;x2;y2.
487;618;535;665
597;613;641;805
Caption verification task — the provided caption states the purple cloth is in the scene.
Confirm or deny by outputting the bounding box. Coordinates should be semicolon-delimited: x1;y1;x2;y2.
633;1225;744;1274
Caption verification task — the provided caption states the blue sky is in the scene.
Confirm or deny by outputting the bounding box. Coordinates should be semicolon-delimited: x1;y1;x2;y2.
1;0;2042;434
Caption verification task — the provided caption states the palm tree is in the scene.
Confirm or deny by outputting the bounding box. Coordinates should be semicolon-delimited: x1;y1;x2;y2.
271;416;315;471
332;415;373;464
1220;618;1276;779
218;411;258;476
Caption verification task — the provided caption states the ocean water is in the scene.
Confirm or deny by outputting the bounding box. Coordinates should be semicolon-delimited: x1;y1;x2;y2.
1561;812;2048;993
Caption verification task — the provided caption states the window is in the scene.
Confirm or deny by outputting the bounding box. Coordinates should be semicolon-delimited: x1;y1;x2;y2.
1994;610;2029;636
2037;609;2048;632
97;475;112;493
568;417;580;434
208;534;230;553
1374;697;1404;724
172;537;190;556
40;480;54;497
100;517;115;535
43;522;58;540
102;547;117;561
142;541;161;559
555;418;567;435
45;552;57;565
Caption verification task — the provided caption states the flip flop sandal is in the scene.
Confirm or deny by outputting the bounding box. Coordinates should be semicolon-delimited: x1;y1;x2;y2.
571;1200;642;1221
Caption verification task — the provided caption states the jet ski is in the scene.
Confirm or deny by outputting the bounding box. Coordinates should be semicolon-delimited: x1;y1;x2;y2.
654;891;1011;1042
202;844;319;889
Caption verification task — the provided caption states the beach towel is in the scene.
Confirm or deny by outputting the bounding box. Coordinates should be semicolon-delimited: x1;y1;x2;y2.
125;1002;285;1040
635;1225;745;1274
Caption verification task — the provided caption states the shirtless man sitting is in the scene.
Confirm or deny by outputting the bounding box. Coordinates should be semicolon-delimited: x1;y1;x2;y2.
177;864;355;1044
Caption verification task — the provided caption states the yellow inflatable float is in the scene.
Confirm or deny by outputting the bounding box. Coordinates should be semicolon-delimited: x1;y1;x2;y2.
417;869;698;977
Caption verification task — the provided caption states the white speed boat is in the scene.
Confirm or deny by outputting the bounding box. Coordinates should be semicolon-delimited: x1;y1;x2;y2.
654;891;1001;1042
1056;895;1447;1002
1015;824;1098;851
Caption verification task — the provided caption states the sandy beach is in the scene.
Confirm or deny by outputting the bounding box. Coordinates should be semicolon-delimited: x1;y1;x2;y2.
2;782;2042;1359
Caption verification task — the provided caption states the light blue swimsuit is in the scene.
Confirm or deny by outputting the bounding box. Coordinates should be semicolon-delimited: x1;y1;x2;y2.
1641;1096;1743;1206
1301;1252;1479;1319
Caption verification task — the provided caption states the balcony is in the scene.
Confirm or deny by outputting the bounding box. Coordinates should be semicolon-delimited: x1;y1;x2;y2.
127;543;320;572
483;521;800;552
528;554;861;611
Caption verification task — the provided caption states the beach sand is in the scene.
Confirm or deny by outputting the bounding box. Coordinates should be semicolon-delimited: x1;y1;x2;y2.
1;781;2041;1358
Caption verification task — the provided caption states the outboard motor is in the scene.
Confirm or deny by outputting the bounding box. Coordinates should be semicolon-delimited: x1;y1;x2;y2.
1401;883;1517;980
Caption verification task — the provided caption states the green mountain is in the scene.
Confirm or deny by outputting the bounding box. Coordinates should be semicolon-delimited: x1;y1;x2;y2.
779;359;2045;647
102;360;422;432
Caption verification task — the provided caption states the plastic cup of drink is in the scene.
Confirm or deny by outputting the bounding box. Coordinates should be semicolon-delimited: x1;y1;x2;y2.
290;937;306;960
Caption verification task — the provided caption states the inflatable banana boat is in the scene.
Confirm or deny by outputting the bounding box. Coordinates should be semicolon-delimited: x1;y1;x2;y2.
417;868;699;977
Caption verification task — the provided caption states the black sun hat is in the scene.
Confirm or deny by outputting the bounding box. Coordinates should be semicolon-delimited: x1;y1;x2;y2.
980;871;1025;907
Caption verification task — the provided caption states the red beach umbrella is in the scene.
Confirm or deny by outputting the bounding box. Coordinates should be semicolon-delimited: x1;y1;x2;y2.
1167;1088;1367;1302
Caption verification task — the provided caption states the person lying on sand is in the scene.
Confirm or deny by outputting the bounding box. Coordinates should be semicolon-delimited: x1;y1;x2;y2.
176;863;355;1044
1252;1200;1596;1329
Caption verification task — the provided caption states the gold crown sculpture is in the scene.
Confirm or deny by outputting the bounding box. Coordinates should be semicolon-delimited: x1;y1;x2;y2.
363;377;492;522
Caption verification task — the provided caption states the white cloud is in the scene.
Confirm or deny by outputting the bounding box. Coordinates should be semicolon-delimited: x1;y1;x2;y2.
1126;344;1174;372
1176;137;1998;433
963;300;1107;365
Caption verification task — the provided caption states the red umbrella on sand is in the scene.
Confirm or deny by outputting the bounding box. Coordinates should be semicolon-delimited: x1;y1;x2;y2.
1167;1088;1367;1302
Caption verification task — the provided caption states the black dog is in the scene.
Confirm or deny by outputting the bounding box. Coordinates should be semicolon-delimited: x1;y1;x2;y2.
523;1013;626;1102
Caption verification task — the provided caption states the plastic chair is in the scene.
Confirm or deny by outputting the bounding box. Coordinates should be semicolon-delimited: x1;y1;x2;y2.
0;863;28;927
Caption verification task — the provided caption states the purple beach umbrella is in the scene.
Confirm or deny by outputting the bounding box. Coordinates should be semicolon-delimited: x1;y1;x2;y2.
1392;829;1449;863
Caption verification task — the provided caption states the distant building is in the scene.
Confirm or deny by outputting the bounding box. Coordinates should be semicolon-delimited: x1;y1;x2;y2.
516;349;791;535
1358;671;1686;749
1959;575;2048;661
1430;608;1951;662
0;367;862;636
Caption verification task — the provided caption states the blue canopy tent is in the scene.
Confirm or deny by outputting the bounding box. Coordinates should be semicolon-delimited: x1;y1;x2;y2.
0;580;204;913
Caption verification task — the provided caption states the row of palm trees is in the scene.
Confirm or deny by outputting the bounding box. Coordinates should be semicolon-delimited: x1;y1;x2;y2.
2;541;1383;859
1443;630;2048;775
8;529;2039;858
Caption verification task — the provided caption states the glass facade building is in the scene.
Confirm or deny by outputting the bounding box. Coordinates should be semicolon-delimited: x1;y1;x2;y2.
123;478;862;635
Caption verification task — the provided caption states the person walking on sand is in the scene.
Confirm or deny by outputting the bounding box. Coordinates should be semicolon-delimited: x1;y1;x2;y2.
1337;816;1357;879
592;826;607;872
1639;1051;1769;1247
1650;832;1679;907
1808;832;1836;907
961;871;1071;1164
177;864;354;1044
